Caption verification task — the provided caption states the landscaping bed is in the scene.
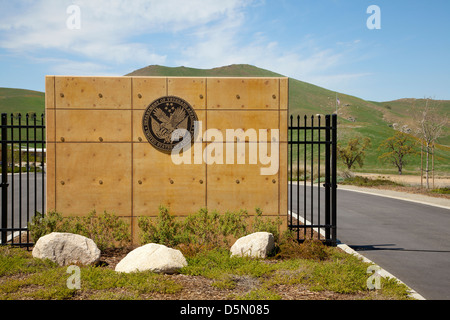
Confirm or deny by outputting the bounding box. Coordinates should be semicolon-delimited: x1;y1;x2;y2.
0;207;414;300
0;241;412;301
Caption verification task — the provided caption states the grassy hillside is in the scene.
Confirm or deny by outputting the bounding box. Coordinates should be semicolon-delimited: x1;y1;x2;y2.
0;88;46;147
0;87;45;115
128;64;449;175
126;64;284;78
1;64;448;175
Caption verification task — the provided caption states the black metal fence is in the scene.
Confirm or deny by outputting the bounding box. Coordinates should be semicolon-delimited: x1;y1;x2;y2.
1;111;337;247
0;113;45;247
288;114;337;246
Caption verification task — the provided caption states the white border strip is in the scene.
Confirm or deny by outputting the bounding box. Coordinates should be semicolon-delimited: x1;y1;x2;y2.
337;186;450;210
290;181;450;210
288;210;426;300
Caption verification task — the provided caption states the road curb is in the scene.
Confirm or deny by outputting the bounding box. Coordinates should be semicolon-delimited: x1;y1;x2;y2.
288;210;426;300
290;181;450;210
337;185;450;210
336;242;426;300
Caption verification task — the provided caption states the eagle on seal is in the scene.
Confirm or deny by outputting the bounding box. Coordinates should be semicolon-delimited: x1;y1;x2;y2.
151;107;189;143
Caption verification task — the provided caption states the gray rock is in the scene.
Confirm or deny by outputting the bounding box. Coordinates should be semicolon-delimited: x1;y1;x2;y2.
32;232;101;266
115;243;187;274
230;232;275;258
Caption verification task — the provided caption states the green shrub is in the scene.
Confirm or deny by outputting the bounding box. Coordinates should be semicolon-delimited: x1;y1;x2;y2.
138;207;283;254
275;236;329;261
74;210;131;251
28;210;131;251
251;208;282;243
430;187;450;194
182;208;224;247
28;211;68;243
138;206;186;247
183;208;249;248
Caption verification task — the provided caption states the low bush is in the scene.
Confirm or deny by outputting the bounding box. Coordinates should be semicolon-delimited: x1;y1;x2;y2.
28;210;131;251
275;235;330;261
138;206;185;248
28;211;65;243
138;206;283;255
252;208;282;243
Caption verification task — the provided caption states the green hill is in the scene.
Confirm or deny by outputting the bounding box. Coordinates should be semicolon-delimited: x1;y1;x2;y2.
126;64;284;78
1;64;448;175
0;88;46;148
127;64;449;175
0;87;45;115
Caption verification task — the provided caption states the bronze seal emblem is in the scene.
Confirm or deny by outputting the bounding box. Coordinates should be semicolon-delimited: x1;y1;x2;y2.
142;96;198;152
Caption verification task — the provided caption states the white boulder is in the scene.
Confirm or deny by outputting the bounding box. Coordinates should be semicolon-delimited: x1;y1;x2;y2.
32;232;101;266
115;243;187;274
230;232;275;259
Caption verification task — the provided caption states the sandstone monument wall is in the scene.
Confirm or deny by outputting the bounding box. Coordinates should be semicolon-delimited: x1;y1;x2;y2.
45;76;288;241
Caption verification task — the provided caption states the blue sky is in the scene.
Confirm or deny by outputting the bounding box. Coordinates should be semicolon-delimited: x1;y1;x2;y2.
0;0;449;102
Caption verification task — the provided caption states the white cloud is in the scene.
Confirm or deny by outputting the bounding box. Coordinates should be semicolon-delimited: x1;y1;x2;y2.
174;17;359;87
0;0;370;94
51;60;117;76
0;0;252;65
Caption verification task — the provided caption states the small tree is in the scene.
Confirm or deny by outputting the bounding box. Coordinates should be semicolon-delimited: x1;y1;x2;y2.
337;136;371;170
413;98;448;188
378;132;417;175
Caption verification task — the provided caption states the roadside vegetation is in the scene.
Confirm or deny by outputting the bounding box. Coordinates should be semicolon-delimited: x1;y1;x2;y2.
338;173;450;198
339;175;404;188
0;208;413;300
430;187;450;195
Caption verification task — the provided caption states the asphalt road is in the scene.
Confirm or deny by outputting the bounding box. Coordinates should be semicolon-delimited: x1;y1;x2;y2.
290;183;450;300
0;172;45;242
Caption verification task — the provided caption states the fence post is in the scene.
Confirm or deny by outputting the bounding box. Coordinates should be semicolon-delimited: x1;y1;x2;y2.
324;115;331;242
1;113;8;244
331;114;338;246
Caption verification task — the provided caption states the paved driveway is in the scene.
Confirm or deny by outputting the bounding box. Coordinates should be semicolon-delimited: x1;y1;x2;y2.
290;183;450;300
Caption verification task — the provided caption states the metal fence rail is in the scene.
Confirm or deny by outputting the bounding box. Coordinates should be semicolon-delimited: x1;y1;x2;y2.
1;111;337;247
288;114;337;246
0;113;45;247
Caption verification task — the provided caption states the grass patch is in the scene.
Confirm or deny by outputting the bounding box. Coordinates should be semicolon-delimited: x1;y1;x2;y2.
430;187;450;195
340;175;404;187
0;247;182;300
305;255;370;294
0;246;57;276
379;277;412;300
232;288;282;300
81;266;182;294
0;260;78;300
181;248;276;279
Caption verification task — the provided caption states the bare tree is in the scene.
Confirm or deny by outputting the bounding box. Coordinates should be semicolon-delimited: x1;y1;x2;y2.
414;98;448;188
